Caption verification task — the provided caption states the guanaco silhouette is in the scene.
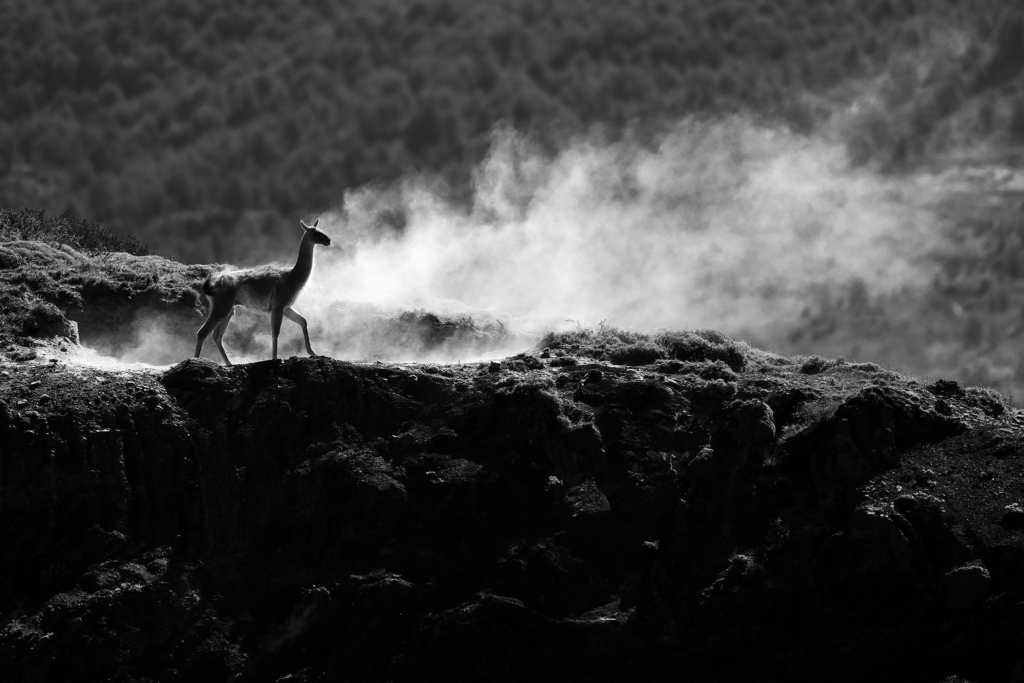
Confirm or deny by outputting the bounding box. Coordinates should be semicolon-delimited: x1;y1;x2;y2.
195;218;331;365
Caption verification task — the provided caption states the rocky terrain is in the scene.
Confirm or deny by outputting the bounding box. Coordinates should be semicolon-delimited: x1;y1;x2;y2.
2;219;1024;681
1;310;1024;681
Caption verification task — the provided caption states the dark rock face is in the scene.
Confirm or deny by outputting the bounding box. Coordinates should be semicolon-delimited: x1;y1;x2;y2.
893;492;971;573
1003;503;1024;530
779;386;965;494
2;355;1024;682
941;562;991;614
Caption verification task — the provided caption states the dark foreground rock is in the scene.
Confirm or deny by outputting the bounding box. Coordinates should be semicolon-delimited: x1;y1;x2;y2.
2;350;1024;682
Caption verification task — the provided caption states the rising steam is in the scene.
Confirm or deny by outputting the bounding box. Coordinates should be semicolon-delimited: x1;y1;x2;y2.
85;114;955;368
273;115;943;361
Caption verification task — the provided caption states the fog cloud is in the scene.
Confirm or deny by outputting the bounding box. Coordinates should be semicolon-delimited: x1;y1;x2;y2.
278;116;942;361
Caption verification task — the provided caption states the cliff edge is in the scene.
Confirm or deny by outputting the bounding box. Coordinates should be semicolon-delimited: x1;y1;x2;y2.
2;231;1024;681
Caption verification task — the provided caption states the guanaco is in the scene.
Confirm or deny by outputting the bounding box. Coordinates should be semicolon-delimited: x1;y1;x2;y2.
195;218;331;365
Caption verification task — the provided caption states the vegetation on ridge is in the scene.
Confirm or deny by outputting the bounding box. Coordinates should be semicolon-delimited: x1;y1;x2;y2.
0;207;206;342
2;0;1024;261
540;326;749;372
0;206;149;256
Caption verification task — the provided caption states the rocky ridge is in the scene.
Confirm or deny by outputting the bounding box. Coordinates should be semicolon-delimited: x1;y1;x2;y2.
2;327;1024;681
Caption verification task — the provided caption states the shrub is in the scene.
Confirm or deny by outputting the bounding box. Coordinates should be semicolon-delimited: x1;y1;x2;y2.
542;327;747;371
694;360;738;381
655;330;747;372
0;208;150;256
608;341;664;365
21;299;67;336
799;355;833;374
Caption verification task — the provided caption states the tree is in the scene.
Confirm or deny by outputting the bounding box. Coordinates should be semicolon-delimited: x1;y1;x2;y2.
0;122;14;175
21;115;79;167
165;172;194;210
357;69;414;143
1010;95;1024;141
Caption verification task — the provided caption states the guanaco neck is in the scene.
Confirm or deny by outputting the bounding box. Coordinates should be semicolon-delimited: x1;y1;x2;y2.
289;231;317;286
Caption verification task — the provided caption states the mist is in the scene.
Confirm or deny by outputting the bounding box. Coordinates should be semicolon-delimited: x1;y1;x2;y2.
261;115;943;362
101;114;957;368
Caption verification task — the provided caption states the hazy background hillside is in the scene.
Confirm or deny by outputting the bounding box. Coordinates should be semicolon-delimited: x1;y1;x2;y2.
3;0;1023;260
4;0;1024;397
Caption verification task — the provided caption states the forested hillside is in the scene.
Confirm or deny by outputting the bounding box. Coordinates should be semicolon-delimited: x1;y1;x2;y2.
2;0;1024;261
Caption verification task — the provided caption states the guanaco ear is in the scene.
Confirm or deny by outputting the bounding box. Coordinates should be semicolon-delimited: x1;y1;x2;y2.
313;217;319;227
301;220;311;230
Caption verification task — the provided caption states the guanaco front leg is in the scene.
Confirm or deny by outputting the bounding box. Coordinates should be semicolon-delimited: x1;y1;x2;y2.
271;307;284;360
283;307;316;356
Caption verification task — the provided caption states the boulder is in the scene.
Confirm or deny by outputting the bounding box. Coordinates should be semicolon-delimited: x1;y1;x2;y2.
940;562;991;614
726;400;775;447
893;493;970;572
1001;503;1024;531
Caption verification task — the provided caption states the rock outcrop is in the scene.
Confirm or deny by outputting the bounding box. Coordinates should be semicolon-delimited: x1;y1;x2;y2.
2;346;1024;682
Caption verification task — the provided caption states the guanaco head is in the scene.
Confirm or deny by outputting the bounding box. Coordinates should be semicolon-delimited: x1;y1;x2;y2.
301;218;332;246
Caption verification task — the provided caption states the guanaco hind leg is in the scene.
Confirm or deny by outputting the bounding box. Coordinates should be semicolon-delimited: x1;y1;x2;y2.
211;307;235;366
283;307;316;356
195;299;233;360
